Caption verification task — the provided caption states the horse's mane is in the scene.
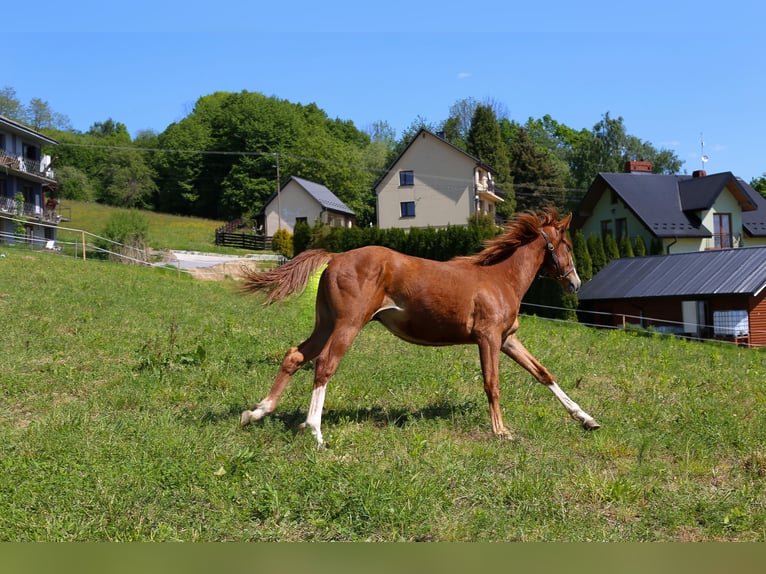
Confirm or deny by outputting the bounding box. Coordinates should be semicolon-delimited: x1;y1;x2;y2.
464;207;562;266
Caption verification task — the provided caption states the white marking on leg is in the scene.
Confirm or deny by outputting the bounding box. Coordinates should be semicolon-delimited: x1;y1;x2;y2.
240;398;274;426
546;381;598;428
301;385;327;446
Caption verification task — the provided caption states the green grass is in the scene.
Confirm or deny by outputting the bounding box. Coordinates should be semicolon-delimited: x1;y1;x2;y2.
55;200;242;253
1;246;766;541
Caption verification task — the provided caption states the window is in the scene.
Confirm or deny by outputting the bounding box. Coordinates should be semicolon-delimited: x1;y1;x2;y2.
600;220;613;240
713;310;748;337
615;218;627;240
400;201;415;218
399;170;414;186
713;213;732;248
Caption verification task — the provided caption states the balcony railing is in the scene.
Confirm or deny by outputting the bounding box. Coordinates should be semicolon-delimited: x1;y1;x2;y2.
0;195;62;224
0;149;56;180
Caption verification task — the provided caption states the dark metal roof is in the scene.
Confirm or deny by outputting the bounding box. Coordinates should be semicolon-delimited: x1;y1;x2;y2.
592;172;706;237
289;176;355;215
742;179;766;237
577;246;766;301
574;171;766;239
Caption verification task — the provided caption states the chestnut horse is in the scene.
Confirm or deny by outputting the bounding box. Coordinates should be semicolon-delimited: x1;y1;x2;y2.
240;209;599;445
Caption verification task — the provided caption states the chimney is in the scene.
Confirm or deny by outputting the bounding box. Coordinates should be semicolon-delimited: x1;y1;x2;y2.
624;160;653;173
692;170;707;178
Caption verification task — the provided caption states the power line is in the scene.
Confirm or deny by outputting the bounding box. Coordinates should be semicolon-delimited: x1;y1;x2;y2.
53;141;589;198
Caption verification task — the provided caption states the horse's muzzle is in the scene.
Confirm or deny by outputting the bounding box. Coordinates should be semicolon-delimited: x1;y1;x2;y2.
565;270;581;293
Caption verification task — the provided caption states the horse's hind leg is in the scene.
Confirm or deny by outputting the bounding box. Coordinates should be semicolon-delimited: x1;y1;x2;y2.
298;325;361;446
240;332;326;427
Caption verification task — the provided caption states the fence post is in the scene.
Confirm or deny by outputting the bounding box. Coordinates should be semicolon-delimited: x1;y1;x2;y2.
81;231;86;261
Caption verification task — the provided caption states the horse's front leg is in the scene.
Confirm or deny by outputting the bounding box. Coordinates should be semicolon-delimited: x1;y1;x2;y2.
478;340;514;439
501;334;600;430
241;345;307;426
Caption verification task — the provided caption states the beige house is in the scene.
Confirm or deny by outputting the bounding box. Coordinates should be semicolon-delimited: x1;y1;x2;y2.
573;161;766;253
260;176;355;236
374;129;503;229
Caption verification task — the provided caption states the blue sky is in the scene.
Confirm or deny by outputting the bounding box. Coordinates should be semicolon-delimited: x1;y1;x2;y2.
8;1;766;182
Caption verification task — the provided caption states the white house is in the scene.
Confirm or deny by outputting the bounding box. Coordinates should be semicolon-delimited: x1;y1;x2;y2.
261;176;355;236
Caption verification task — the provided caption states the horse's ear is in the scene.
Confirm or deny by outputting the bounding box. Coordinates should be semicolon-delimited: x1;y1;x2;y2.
557;212;573;231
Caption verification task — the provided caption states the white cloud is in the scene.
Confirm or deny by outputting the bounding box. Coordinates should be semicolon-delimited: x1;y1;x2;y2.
457;72;471;80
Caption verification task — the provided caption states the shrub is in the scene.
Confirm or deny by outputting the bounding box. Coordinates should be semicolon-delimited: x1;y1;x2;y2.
633;235;647;256
98;211;150;263
293;220;311;255
272;228;294;259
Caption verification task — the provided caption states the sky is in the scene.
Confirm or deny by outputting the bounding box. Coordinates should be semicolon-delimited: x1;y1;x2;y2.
7;1;766;183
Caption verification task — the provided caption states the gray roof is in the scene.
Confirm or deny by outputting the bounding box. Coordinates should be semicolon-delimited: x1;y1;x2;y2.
285;176;355;215
577;246;766;301
574;171;766;238
0;114;59;146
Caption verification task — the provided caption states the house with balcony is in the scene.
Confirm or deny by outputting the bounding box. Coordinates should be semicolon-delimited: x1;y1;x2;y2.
572;161;766;253
573;161;766;346
374;129;503;229
0;115;60;246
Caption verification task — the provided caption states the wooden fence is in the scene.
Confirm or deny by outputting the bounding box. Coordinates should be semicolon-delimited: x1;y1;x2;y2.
214;230;272;251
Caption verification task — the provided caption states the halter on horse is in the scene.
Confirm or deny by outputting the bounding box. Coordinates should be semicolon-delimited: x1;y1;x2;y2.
240;208;599;445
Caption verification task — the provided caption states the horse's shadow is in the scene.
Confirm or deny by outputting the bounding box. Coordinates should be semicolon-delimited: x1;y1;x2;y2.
198;399;478;432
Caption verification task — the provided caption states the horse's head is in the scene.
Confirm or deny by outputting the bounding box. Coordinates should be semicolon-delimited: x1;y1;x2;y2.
539;213;581;294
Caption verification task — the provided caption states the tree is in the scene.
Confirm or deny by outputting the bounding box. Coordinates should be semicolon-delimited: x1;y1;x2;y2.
572;230;593;281
97;149;158;209
0;86;24;121
467;105;510;182
507;126;568;213
619;234;634;258
0;87;72;131
89;118;131;142
293;220;312;254
568;112;682;189
633;235;647;257
152;91;379;221
26;98;72;131
604;233;620;261
440;97;479;149
467;104;514;217
751;174;766;199
587;233;607;273
56;165;96;201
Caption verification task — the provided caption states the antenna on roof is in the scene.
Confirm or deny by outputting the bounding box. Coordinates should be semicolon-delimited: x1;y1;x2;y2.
700;132;709;168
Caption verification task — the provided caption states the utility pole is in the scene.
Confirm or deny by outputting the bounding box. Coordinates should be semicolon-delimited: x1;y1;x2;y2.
275;152;282;230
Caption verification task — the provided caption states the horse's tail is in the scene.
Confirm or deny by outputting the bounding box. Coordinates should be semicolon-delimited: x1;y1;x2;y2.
241;249;336;304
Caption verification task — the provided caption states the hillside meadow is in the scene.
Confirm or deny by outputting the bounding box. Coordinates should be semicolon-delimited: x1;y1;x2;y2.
1;246;766;541
54;200;238;254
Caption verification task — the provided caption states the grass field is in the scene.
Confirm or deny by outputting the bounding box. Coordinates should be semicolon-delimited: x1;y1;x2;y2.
1;246;766;541
54;200;238;254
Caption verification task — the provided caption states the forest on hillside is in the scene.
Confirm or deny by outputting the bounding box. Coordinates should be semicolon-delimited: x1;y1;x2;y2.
3;85;765;226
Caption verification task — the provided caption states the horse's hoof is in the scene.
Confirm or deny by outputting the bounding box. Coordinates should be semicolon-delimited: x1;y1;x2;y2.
240;410;253;427
582;418;600;431
494;428;516;441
